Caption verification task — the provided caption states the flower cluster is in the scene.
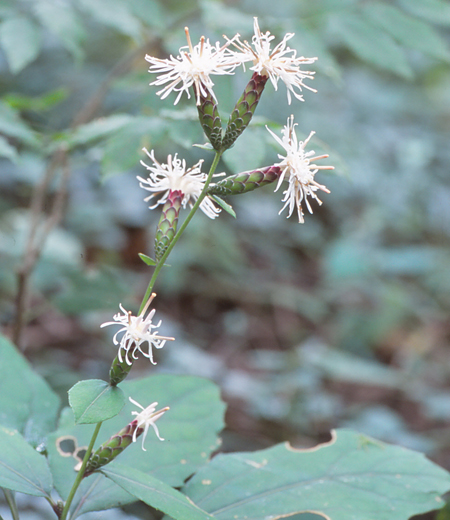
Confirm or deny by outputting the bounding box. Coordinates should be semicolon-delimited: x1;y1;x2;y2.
101;293;174;366
267;116;333;223
138;148;221;220
145;18;317;107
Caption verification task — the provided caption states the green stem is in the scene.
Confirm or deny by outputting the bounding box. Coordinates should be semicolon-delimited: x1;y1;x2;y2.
139;150;223;313
2;489;19;520
60;422;103;520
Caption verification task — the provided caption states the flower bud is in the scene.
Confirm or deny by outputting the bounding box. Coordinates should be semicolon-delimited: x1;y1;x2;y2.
208;165;281;196
197;91;223;150
155;190;183;261
221;73;268;151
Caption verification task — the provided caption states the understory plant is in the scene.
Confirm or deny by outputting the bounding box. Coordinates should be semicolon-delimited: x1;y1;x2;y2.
1;18;450;520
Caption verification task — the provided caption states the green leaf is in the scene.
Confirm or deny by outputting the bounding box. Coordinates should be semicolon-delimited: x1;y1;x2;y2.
193;142;215;151
77;0;142;40
332;12;413;79
398;0;450;26
0;135;17;162
363;3;450;62
0;334;60;447
0;17;42;74
34;0;86;61
181;429;450;520
65;114;133;148
0;101;39;147
139;253;157;266
46;375;225;516
0;426;52;497
68;379;125;424
103;463;214;520
4;88;68;112
101;116;167;179
211;196;236;219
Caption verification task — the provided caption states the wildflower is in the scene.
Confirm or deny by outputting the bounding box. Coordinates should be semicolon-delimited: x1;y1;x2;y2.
231;18;317;104
84;398;169;475
145;27;240;105
129;397;169;450
101;293;174;366
138;148;221;220
267;115;333;223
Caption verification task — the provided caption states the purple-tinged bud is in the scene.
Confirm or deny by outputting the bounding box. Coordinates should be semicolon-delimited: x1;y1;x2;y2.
221;73;268;151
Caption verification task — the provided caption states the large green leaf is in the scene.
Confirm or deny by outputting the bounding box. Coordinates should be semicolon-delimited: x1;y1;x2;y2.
332;12;413;79
103;463;214;520
363;2;450;62
0;16;42;74
46;375;225;517
398;0;450;26
0;101;39;147
0;426;52;497
64;114;134;148
68;379;125;424
179;429;450;520
34;0;86;61
0;334;60;447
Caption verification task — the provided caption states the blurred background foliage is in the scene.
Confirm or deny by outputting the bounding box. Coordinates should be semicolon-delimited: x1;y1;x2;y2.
1;0;450;516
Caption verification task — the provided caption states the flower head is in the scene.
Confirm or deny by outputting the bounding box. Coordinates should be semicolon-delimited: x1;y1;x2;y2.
146;27;241;105
267;115;333;223
101;293;174;365
138;148;221;220
129;397;169;450
231;18;317;104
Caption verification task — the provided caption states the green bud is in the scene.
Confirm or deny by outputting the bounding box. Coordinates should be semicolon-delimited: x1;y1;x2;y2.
222;73;268;151
208;165;282;197
197;91;223;151
155;190;183;262
109;355;132;386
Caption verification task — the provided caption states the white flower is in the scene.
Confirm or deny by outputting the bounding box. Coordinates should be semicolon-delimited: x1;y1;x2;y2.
231;18;317;104
137;148;221;220
129;397;169;450
101;293;174;365
145;27;241;105
267;115;333;223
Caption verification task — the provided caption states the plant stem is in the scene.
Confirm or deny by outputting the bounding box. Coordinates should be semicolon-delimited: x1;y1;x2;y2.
60;422;103;520
2;489;19;520
138;150;223;313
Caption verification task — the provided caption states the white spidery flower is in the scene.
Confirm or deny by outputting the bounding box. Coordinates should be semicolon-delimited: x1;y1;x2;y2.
137;148;221;220
267;115;334;223
129;397;169;450
101;293;174;366
145;27;241;105
231;17;317;104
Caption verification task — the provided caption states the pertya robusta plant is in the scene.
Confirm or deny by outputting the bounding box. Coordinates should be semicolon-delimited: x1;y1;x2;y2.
2;17;450;520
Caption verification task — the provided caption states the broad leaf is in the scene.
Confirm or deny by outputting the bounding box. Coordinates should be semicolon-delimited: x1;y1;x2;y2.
46;375;225;517
0;135;17;162
0;101;39;146
332;13;413;79
0;16;42;74
77;0;142;40
65;114;134;148
363;3;450;62
103;463;214;520
34;0;86;61
180;429;450;520
68;379;125;424
0;334;60;447
398;0;450;26
0;426;52;497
